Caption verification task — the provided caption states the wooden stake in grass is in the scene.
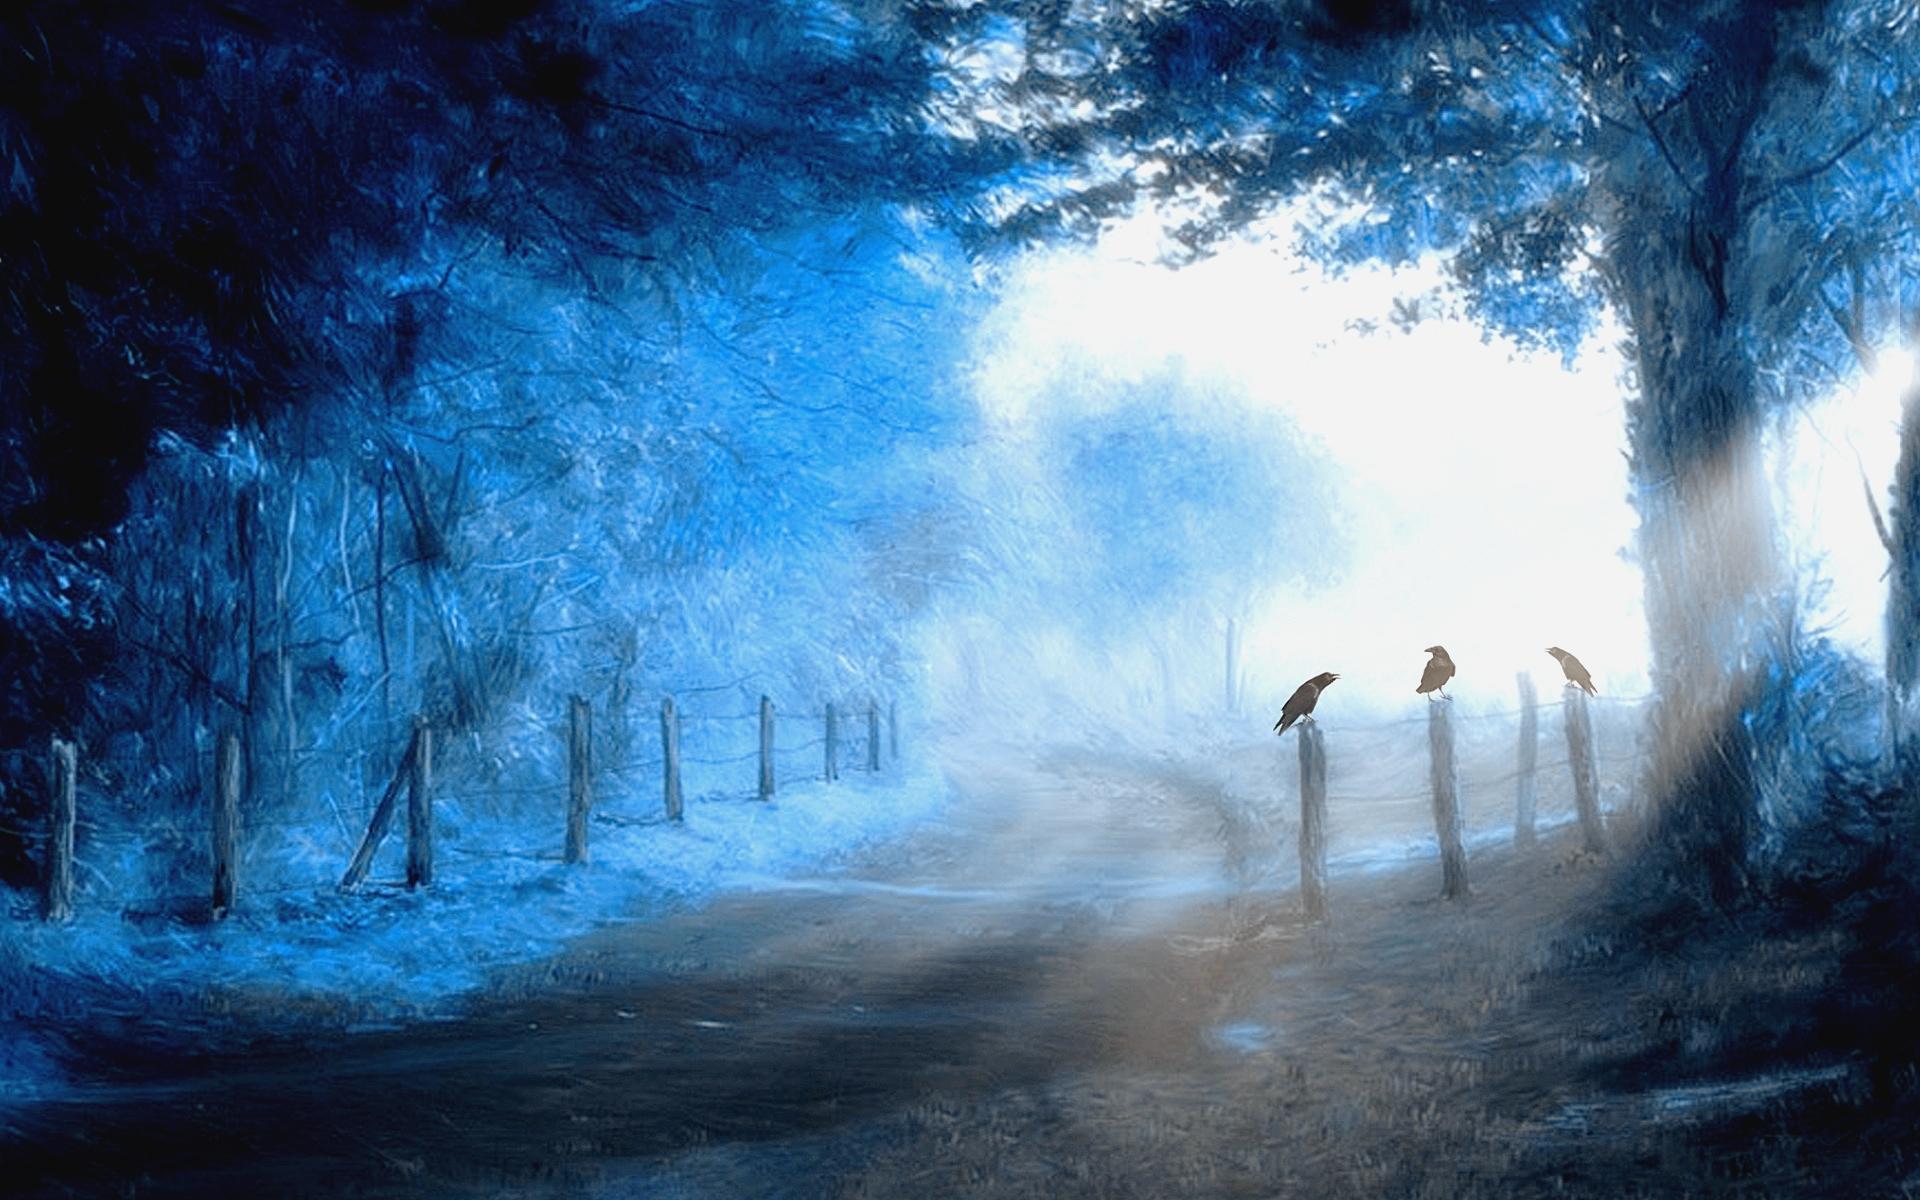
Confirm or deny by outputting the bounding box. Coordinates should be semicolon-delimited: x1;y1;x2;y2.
889;699;898;763
1298;720;1329;921
1515;672;1539;848
406;716;433;888
1428;701;1469;900
45;737;76;923
660;695;682;823
758;694;775;801
341;726;420;892
213;730;242;918
824;703;839;783
1564;685;1607;854
867;700;881;772
566;695;595;857
1226;617;1240;712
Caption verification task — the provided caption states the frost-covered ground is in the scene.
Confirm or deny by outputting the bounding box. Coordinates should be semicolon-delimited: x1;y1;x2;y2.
0;764;948;1105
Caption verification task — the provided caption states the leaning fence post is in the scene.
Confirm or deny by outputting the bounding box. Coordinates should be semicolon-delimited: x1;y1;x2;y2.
867;700;881;772
406;716;433;888
213;730;242;918
1428;701;1469;899
758;694;775;801
566;695;593;862
1564;686;1607;854
1298;720;1329;920
45;737;76;922
1515;672;1539;848
340;728;419;892
824;704;839;783
660;695;683;822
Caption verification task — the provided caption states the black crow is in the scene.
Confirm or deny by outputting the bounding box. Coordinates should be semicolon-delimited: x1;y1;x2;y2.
1546;646;1597;695
1274;671;1339;734
1416;645;1454;699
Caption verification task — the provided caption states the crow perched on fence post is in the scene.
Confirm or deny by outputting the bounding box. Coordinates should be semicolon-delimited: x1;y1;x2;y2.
1417;645;1455;700
1274;671;1339;735
1546;646;1597;695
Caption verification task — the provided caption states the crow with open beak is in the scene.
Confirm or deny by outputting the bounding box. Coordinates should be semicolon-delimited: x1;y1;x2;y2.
1416;645;1454;700
1546;646;1597;695
1274;671;1339;735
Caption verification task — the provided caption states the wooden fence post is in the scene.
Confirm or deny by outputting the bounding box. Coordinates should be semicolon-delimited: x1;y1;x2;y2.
45;737;76;922
1564;686;1607;854
758;694;775;801
660;695;682;822
213;730;241;918
406;716;433;888
1515;672;1539;848
889;699;898;763
566;695;593;861
1225;617;1240;712
1298;720;1328;920
340;728;420;892
867;701;881;772
824;703;839;783
1428;701;1469;899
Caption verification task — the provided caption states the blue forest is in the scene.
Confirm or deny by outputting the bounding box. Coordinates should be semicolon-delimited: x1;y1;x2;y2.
4;2;1920;1196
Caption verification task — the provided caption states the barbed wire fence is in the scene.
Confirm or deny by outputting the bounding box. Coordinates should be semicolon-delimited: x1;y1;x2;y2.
7;691;906;925
1286;678;1653;919
9;661;1657;928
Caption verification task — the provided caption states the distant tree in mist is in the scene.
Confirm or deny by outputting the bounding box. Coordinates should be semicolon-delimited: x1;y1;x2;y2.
1051;396;1343;621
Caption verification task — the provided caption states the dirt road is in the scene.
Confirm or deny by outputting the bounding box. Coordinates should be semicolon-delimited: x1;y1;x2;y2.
4;744;1847;1198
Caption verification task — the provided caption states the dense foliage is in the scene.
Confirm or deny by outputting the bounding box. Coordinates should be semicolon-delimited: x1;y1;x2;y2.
0;0;987;884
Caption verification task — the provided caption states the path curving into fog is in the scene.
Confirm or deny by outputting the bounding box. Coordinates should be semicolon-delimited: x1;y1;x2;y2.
3;746;1306;1196
3;743;1717;1200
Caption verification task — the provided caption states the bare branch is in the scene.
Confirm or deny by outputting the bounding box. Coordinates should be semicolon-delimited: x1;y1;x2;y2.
1630;92;1700;198
1746;113;1887;216
1859;449;1896;556
1823;290;1878;374
120;631;249;714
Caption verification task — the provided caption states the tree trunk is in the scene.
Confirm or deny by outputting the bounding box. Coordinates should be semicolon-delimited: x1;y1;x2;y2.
1885;380;1920;790
1612;206;1779;904
1592;1;1798;904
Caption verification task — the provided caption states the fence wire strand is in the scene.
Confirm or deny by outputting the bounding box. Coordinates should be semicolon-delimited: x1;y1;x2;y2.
6;688;1663;918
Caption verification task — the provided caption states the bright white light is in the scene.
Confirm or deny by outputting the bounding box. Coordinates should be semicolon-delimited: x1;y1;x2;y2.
967;209;1649;717
1777;344;1910;661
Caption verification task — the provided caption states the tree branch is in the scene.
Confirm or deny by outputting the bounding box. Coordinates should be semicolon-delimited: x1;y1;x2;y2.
1630;92;1699;199
1746;113;1885;216
1860;452;1895;556
120;631;249;714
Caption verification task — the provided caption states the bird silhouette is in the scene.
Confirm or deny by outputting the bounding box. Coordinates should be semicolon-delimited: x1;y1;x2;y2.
1546;646;1597;695
1416;645;1454;700
1274;671;1339;735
